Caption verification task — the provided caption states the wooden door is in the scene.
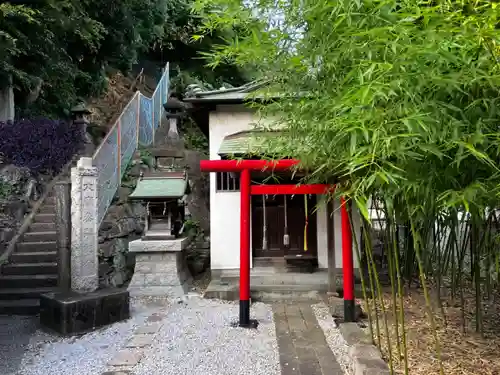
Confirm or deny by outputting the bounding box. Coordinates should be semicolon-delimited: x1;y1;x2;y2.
252;195;317;258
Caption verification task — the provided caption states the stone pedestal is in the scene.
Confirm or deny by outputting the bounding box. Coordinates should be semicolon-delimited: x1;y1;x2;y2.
128;237;192;297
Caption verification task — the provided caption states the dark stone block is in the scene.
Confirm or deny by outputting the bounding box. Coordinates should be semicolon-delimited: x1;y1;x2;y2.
39;288;130;335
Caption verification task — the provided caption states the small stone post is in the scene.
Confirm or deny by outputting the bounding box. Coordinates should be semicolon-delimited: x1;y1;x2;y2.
54;181;71;291
71;157;99;293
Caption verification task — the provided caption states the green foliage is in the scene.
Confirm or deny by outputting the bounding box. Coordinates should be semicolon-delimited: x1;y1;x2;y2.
194;0;500;210
0;181;15;199
184;218;204;239
181;117;208;152
148;0;255;96
1;0;169;118
138;148;155;169
194;1;500;372
1;0;250;118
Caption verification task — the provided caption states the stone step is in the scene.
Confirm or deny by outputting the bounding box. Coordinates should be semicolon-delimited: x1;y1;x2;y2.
204;280;328;302
39;205;56;214
29;222;56;232
252;287;324;303
0;299;40;315
2;262;58;275
0;287;59;300
44;196;56;204
0;274;58;289
220;274;329;286
11;251;57;263
34;213;56;223
22;231;57;242
16;241;56;253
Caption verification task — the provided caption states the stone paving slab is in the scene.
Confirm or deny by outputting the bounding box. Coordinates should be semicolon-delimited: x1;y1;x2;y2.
134;323;162;335
125;334;155;348
107;349;144;367
272;303;344;375
104;307;166;374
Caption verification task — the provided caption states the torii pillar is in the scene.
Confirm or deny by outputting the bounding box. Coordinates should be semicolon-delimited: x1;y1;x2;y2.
199;159;355;327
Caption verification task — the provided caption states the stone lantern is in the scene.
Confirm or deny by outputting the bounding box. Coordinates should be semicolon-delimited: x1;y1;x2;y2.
71;102;91;121
71;102;93;156
163;94;190;141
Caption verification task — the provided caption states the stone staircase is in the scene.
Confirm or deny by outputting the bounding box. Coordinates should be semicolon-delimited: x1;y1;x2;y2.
0;191;59;315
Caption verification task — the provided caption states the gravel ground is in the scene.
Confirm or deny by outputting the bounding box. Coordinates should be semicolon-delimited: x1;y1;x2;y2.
0;315;42;375
134;296;280;375
312;302;353;375
4;298;164;375
1;297;279;375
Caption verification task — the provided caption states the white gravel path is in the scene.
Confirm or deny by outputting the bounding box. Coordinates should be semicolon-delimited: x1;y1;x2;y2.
134;297;281;375
312;302;353;375
2;297;280;375
14;299;159;375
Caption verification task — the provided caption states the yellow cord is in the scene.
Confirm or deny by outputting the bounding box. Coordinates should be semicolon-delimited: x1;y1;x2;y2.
304;195;308;251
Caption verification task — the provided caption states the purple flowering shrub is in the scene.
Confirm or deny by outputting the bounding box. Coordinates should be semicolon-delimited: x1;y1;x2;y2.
0;119;84;175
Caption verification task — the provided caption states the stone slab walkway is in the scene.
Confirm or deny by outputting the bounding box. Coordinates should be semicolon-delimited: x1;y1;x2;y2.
1;298;350;375
273;303;345;375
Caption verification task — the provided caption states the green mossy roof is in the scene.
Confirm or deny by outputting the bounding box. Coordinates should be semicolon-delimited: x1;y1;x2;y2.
129;177;187;199
218;130;282;156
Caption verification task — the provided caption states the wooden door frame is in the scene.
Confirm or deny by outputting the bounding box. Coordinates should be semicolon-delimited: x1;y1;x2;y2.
251;194;318;258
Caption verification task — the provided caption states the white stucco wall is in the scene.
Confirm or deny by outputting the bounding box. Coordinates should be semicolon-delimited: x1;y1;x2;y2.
315;196;361;270
208;105;360;270
209;106;254;270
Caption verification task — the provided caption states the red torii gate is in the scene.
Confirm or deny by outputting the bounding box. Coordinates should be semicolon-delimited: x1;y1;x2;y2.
199;159;355;327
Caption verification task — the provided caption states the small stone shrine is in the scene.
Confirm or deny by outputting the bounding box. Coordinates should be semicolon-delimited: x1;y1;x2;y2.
127;154;192;297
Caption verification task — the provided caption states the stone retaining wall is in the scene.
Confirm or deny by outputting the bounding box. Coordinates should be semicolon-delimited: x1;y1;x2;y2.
338;322;390;375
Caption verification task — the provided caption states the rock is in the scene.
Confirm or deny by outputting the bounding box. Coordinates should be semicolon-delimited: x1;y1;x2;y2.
186;240;210;276
0;164;38;201
127;162;143;178
0;199;28;222
101;221;114;232
128;202;147;220
113;238;129;261
110;271;126;287
115;186;133;204
183;150;210;234
100;215;142;240
0;227;15;254
99;262;111;276
100;240;115;258
111;239;128;287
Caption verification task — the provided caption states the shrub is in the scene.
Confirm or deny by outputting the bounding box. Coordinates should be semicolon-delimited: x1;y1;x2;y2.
0;119;84;175
0;181;14;199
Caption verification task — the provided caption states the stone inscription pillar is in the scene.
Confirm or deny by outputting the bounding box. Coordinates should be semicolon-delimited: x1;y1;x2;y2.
71;157;99;293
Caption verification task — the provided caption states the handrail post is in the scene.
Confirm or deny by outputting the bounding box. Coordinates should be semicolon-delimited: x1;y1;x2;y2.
152;95;155;145
55;181;71;291
136;94;141;148
116;120;122;182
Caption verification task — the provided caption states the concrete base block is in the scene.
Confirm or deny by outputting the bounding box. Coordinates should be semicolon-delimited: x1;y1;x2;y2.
128;237;192;298
39;288;130;335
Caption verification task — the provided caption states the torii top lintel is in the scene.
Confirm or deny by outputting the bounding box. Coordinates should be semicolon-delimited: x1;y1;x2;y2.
199;159;334;195
199;159;299;173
